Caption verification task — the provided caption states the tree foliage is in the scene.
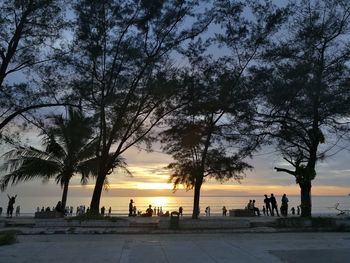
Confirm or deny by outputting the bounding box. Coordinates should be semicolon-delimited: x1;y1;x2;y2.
0;0;70;134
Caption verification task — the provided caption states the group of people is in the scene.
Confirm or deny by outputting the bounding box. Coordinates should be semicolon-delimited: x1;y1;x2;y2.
246;200;261;216
128;199;182;217
262;193;299;216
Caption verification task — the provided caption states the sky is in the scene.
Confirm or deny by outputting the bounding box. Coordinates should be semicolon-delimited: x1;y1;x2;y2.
2;134;350;200
1;0;350;203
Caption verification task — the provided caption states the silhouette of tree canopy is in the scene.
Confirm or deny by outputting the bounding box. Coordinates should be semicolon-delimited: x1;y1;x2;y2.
251;0;350;217
0;0;73;134
67;0;214;213
161;0;286;219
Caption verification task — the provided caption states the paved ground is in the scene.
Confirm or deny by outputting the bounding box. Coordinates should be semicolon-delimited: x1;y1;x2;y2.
1;232;350;262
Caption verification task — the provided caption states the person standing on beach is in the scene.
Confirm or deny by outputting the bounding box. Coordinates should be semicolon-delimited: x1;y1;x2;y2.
129;199;134;216
7;194;17;218
270;194;279;216
264;195;272;216
179;206;183;216
281;194;289;216
222;206;227;216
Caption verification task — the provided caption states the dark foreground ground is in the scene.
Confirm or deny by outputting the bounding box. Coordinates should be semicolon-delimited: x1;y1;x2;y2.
1;232;350;263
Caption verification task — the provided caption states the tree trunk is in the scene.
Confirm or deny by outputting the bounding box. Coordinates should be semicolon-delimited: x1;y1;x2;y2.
90;172;106;214
192;178;203;219
299;181;312;217
61;179;70;209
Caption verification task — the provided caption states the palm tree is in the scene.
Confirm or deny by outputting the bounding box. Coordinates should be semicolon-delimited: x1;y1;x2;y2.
0;108;128;209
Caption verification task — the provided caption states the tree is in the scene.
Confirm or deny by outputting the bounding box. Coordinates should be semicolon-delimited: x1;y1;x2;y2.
0;108;107;209
0;0;71;133
161;59;255;219
161;0;286;219
69;0;214;213
252;0;350;217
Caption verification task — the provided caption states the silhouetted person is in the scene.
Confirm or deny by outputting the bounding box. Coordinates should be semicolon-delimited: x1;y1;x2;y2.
41;206;45;212
146;205;153;217
129;199;134;216
7;194;17;218
101;206;105;216
291;207;295;215
270;194;279;216
297;206;300;215
55;201;63;214
264;195;272;216
281;194;289;216
246;200;253;210
108;207;112;216
179;206;183;216
222;206;227;216
205;206;211;216
252;200;260;216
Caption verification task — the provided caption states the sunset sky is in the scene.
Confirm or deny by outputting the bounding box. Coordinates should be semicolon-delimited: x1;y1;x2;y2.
2;135;349;200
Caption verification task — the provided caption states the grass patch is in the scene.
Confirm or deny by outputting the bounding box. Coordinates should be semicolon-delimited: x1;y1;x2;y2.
0;232;17;246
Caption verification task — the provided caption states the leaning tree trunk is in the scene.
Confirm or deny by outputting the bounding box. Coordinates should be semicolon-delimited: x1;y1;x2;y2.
61;179;70;209
192;177;203;219
90;172;106;214
299;181;312;217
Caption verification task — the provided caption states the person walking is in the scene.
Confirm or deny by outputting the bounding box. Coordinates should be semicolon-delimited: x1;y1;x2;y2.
270;193;279;216
263;195;272;216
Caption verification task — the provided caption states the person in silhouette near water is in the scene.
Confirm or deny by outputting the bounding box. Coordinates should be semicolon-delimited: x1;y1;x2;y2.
55;201;64;215
129;199;134;216
252;200;260;216
179;206;183;216
270;193;279;216
281;194;289;216
7;194;17;218
145;205;153;217
222;206;227;216
264;194;272;216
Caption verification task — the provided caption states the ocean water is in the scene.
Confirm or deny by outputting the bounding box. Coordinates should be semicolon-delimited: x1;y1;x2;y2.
1;195;350;216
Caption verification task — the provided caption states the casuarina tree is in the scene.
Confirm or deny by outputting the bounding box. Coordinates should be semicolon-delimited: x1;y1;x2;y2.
251;0;350;217
68;0;214;213
0;0;73;133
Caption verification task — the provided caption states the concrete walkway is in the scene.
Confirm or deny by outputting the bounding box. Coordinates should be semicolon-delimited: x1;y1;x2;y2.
1;232;350;262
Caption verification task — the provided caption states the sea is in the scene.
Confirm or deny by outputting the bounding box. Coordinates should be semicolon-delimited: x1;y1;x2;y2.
1;195;350;217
